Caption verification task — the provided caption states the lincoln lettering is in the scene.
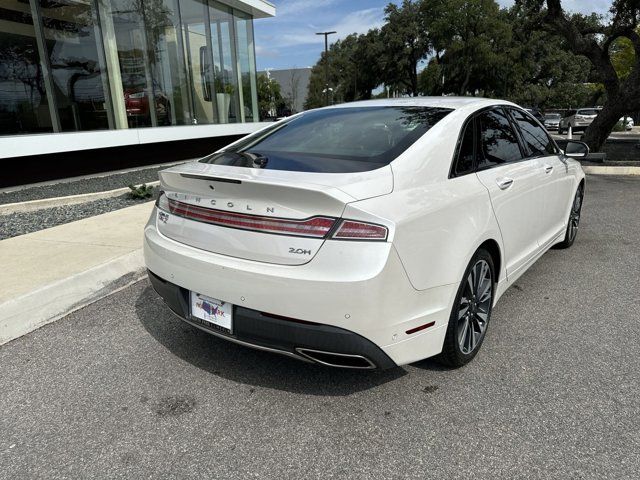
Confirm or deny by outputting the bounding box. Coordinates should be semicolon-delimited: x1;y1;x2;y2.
208;198;275;213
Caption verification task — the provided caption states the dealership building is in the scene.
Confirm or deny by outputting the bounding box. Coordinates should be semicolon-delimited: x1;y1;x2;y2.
0;0;274;186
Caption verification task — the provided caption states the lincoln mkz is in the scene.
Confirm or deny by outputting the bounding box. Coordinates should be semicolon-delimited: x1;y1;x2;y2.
144;98;586;369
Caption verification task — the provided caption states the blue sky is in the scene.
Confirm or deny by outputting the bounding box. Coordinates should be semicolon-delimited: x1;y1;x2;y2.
254;0;614;71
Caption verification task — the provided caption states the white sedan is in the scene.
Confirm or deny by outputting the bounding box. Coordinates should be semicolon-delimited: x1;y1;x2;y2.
144;98;586;369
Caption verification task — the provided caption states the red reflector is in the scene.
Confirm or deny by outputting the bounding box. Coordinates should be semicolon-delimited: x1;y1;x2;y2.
332;220;388;240
406;321;436;335
167;198;335;238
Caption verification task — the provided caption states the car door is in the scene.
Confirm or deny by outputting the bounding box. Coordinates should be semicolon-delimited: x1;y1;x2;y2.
474;107;546;278
508;108;574;246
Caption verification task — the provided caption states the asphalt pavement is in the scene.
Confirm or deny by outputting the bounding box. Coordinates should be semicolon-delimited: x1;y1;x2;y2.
1;174;639;479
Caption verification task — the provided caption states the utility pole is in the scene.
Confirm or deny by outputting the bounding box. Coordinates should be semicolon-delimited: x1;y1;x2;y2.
316;31;336;106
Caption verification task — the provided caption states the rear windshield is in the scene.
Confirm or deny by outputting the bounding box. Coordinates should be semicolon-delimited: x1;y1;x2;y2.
545;113;561;119
577;109;600;116
200;106;453;173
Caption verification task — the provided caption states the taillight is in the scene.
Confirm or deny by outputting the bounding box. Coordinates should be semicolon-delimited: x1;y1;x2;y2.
157;192;388;241
159;194;335;238
156;191;170;211
332;220;388;241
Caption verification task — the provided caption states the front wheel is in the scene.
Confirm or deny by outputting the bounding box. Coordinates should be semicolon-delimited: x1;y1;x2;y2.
437;249;495;367
555;184;584;249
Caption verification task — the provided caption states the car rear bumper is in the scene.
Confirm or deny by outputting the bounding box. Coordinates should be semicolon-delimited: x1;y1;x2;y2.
143;208;456;367
148;270;396;369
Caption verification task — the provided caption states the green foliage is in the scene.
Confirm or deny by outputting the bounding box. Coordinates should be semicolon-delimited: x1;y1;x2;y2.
305;31;384;108
424;0;513;96
257;73;287;119
610;30;637;80
128;184;154;200
303;0;639;144
379;1;431;95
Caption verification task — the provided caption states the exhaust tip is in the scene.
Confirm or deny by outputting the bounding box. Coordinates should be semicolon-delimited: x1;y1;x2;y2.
295;348;376;370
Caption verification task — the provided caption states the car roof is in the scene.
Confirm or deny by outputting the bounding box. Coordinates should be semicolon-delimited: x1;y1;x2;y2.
326;96;517;111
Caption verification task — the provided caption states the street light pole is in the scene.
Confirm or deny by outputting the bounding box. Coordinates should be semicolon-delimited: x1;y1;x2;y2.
316;31;336;106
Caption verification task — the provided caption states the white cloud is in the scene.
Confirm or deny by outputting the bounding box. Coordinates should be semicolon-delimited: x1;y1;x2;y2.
258;7;385;49
255;45;280;58
496;0;612;15
276;0;341;18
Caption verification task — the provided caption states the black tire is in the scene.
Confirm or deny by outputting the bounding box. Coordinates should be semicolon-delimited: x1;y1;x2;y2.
558;126;564;135
555;184;584;249
437;248;495;368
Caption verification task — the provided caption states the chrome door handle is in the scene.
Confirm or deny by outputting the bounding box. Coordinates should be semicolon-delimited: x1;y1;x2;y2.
496;177;514;190
544;164;553;173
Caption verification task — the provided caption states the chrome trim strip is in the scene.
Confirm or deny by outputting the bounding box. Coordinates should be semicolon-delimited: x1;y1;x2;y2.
295;347;377;370
171;311;314;364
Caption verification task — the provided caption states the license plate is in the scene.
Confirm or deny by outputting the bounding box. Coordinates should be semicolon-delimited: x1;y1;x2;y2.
189;292;232;334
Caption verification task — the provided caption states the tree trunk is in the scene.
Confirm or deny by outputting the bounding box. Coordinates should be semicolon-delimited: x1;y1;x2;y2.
459;67;471;96
581;100;626;152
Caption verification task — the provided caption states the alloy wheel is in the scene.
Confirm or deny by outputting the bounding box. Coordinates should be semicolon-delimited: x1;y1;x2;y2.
457;259;493;355
568;187;583;243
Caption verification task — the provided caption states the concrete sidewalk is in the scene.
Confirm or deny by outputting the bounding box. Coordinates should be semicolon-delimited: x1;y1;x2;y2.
0;202;154;344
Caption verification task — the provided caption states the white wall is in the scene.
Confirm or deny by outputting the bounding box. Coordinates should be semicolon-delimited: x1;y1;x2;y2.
0;122;272;159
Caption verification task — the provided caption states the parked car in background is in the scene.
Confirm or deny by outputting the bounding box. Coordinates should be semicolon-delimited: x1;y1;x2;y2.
525;108;545;124
620;116;635;130
144;98;587;370
544;113;561;130
122;75;171;127
559;108;601;134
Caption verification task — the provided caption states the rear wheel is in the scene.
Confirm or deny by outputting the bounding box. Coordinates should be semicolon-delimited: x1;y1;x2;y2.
438;249;495;367
555;184;584;249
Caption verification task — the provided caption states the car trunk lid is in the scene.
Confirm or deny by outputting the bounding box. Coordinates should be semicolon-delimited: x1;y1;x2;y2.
155;161;392;265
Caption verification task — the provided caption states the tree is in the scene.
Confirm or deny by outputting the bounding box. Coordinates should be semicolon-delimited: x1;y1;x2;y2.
611;27;639;79
256;73;285;119
498;3;598;108
528;0;640;151
379;0;431;95
287;68;301;113
304;31;384;108
422;0;513;96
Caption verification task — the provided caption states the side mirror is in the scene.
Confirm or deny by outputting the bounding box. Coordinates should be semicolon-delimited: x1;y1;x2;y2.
564;140;589;158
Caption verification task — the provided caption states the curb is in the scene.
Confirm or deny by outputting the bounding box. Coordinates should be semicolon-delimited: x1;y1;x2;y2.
0;181;160;215
582;166;640;175
0;249;146;346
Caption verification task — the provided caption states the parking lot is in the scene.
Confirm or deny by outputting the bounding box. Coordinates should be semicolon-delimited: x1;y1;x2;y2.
1;174;639;479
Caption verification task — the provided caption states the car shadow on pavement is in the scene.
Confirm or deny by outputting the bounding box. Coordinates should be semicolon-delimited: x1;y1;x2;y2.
135;286;407;396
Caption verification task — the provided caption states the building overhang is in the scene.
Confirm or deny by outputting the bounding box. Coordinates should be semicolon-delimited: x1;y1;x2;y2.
223;0;275;18
0;124;272;159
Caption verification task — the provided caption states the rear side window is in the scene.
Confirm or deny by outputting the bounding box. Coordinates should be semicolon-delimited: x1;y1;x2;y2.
476;109;523;168
200;106;453;173
510;109;557;157
453;120;475;176
577;109;599;116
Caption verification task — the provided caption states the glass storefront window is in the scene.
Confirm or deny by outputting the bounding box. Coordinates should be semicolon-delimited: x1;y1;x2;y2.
208;1;239;123
0;0;260;136
178;0;210;125
0;1;53;135
38;0;112;131
107;0;191;128
234;9;258;122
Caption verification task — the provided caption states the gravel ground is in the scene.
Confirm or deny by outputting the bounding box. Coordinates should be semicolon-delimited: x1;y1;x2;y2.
0;163;180;205
0;191;157;240
1;175;639;479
